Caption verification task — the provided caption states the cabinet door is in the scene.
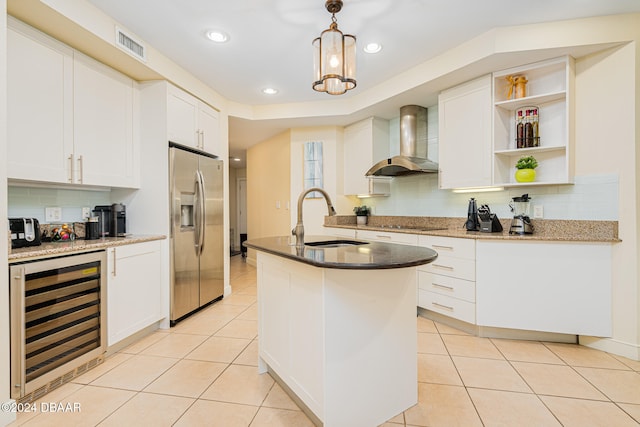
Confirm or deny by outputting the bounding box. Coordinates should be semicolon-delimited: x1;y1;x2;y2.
343;118;389;195
198;104;221;156
438;75;492;189
7;23;73;183
167;85;198;149
107;241;163;346
74;53;138;188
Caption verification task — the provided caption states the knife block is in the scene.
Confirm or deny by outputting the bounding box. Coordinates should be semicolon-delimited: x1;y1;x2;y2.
479;214;503;233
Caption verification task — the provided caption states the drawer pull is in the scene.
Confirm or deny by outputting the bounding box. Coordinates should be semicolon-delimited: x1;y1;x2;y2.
432;244;454;250
432;283;454;291
432;302;454;311
432;264;454;271
376;235;392;239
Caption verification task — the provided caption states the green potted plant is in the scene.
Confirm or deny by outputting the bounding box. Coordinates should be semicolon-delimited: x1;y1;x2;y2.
515;155;538;183
353;205;371;226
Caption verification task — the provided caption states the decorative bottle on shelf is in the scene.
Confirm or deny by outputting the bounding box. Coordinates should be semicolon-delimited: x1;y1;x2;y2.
532;108;539;147
524;109;534;147
516;109;524;148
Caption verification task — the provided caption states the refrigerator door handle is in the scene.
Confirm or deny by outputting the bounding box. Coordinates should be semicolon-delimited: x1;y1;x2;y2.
196;170;206;256
193;173;201;256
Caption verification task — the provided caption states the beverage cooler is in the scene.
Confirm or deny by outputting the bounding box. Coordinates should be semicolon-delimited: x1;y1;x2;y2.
9;251;107;403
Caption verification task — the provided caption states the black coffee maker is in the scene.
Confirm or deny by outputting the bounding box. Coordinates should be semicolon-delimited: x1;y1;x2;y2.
92;203;127;237
465;198;480;231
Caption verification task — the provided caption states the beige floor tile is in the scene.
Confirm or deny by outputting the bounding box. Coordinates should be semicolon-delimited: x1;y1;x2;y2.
234;286;257;296
417;332;447;355
417;354;463;386
8;383;86;426
261;383;299;411
468;388;561;427
185;336;252;363
512;361;607;400
385;412;405;424
98;392;193;427
218;294;257;307
613;354;640;372
200;365;274;406
144;359;228;398
170;315;231;336
173;400;258;427
404;383;482;427
453;356;531;393
545;342;631;369
619;403;640;424
19;385;135;427
249;407;314;427
119;330;171;354
441;334;504;360
236;304;258;320
417;316;438;333
90;354;178;391
575;367;640;404
72;353;133;385
201;303;248;318
233;339;259;367
380;422;404;426
434;322;471;336
214;319;258;340
541;395;639;427
491;338;565;364
140;333;208;359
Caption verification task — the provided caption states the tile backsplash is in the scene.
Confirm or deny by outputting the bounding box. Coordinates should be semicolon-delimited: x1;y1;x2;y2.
8;186;111;223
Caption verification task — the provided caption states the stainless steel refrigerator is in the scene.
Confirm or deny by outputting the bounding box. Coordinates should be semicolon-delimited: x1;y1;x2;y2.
169;143;224;324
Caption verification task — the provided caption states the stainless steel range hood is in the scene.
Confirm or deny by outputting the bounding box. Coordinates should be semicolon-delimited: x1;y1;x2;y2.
366;105;439;176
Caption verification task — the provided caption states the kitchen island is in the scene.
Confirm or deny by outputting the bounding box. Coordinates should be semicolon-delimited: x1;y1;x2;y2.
244;236;437;427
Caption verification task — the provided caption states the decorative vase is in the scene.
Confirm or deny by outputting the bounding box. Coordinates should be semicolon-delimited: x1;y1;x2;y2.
515;168;536;183
356;215;368;226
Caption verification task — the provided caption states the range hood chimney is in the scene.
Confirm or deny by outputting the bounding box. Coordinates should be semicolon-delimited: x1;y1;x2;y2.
366;105;439;176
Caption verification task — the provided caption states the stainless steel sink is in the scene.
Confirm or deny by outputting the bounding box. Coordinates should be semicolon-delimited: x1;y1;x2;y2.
305;240;369;248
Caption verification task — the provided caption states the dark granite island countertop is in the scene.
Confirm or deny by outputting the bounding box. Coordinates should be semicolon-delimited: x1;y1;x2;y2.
243;235;438;270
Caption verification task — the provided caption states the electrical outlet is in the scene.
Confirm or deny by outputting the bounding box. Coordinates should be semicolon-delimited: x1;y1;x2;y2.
45;207;62;222
82;207;91;219
533;205;544;219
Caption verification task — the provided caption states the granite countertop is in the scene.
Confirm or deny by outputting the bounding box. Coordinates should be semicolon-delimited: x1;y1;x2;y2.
8;234;166;263
325;216;621;243
244;236;438;270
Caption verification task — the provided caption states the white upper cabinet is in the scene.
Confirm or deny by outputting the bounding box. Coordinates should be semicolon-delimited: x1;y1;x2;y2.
7;18;140;188
343;117;391;196
438;75;493;189
167;84;221;156
492;56;575;186
7;20;73;184
73;52;139;188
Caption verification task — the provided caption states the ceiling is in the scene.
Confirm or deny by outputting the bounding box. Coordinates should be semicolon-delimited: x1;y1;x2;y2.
86;0;640;167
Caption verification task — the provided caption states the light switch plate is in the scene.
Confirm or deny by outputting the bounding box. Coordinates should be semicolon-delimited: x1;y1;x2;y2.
533;205;544;219
45;207;62;222
82;207;91;219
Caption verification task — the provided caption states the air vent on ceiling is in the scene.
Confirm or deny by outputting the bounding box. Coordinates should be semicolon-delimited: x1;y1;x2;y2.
115;27;146;62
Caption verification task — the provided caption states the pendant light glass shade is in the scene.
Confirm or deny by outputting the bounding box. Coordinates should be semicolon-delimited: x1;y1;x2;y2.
312;6;356;95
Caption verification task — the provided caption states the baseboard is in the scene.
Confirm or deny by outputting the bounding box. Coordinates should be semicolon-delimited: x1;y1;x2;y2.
580;336;640;361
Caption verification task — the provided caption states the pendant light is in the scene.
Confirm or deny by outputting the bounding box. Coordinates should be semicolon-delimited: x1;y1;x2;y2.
312;0;356;95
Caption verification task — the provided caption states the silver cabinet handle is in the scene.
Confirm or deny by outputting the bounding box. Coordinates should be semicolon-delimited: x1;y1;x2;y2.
432;264;454;271
432;302;454;311
376;235;392;239
432;283;454;291
68;155;74;183
111;248;117;276
78;155;84;184
432;244;454;250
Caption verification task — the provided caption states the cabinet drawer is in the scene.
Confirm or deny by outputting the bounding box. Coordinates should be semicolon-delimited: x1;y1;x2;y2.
356;229;418;246
418;235;475;260
418;271;475;303
419;290;476;324
420;255;475;281
324;227;356;238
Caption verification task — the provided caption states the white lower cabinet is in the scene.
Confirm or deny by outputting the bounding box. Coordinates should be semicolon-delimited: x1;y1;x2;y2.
107;241;163;347
355;229;419;246
418;235;477;323
476;240;612;336
323;227;356;238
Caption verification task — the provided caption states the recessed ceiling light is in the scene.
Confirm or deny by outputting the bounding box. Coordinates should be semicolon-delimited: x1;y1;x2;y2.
206;30;229;43
262;87;278;95
363;42;382;54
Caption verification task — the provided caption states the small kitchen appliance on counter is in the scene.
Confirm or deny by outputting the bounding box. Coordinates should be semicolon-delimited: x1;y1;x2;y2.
9;218;41;248
92;203;127;237
509;194;534;235
478;204;503;233
465;198;480;231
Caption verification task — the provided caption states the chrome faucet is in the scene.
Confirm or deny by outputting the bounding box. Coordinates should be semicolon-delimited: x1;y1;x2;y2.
292;187;337;247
